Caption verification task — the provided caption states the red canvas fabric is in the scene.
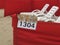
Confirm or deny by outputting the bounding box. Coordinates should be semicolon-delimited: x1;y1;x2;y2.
0;0;5;8
12;14;60;45
0;0;60;45
9;0;60;45
4;0;32;16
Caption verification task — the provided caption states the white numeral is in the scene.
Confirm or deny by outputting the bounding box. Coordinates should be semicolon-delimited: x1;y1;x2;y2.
46;6;59;18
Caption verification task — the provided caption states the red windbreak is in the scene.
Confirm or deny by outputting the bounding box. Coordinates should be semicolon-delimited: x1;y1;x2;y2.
12;14;60;45
4;0;32;16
